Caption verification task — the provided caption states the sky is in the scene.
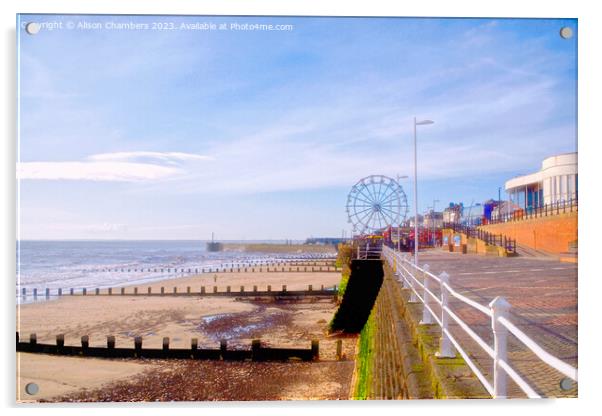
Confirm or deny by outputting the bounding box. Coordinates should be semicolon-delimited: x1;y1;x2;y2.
17;15;577;240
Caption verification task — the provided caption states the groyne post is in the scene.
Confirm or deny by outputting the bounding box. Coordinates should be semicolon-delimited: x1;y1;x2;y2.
220;339;227;359
311;340;319;360
134;336;142;357
251;339;261;361
81;335;89;352
107;335;115;350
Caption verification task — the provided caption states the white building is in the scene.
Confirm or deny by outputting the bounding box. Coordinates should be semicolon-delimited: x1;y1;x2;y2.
424;211;443;229
505;152;577;210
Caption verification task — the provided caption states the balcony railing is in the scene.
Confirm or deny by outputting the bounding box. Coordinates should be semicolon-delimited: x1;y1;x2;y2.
487;198;577;225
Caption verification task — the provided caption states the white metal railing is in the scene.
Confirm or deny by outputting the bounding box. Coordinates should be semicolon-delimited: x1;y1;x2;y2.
381;246;577;399
354;242;383;260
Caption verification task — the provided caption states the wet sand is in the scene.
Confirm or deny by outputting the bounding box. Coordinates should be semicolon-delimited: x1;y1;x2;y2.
17;270;356;402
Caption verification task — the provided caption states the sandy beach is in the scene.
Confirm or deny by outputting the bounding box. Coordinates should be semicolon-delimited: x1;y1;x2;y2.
17;270;356;402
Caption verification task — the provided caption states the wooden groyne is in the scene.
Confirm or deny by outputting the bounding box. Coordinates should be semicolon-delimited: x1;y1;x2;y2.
16;332;320;362
19;285;339;300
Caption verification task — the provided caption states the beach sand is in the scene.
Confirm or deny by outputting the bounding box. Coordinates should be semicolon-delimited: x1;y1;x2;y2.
17;353;156;402
17;270;356;401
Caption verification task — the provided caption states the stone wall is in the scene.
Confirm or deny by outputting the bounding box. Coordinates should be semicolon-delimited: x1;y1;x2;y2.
352;263;489;399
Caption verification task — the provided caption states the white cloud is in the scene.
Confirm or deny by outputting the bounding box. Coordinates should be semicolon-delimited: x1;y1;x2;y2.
88;151;212;163
17;161;182;182
17;151;212;182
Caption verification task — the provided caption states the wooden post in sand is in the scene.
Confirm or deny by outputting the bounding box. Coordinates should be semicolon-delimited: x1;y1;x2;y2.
253;285;257;293
70;288;74;296
161;287;165;296
201;286;205;294
251;339;261;361
162;337;170;351
95;288;99;295
213;286;218;294
220;339;227;359
267;285;271;293
311;340;319;360
226;286;231;293
240;286;244;293
108;288;112;295
282;285;287;292
121;287;125;295
134;336;142;357
107;335;115;350
58;288;62;296
191;338;198;350
148;287;152;295
336;339;343;360
56;334;65;349
173;287;177;294
308;284;312;292
187;286;191;294
30;333;37;346
81;335;89;352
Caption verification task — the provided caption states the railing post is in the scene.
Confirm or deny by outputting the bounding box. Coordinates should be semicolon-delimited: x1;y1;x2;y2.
489;296;511;399
408;264;419;303
436;272;455;358
420;264;433;324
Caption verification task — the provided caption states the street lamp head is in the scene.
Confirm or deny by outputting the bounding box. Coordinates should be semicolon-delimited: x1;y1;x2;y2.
415;119;435;126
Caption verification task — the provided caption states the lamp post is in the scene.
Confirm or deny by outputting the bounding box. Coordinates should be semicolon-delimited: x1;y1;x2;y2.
413;117;434;265
396;174;409;251
432;199;439;247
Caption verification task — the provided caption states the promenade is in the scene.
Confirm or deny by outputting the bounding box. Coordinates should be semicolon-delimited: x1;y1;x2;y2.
416;249;577;397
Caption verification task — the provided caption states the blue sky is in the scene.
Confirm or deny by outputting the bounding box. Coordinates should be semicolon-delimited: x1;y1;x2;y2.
17;15;577;240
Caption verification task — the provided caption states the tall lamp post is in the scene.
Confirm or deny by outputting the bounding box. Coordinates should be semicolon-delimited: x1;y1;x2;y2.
432;199;439;247
396;174;409;251
413;117;434;265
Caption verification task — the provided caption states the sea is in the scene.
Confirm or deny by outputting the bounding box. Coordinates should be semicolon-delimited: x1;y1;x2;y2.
16;240;334;304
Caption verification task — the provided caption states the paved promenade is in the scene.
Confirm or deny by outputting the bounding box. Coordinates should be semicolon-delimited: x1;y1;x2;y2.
415;249;577;398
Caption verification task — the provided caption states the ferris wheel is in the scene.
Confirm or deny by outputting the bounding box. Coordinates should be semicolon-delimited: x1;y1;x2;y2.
346;174;409;235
